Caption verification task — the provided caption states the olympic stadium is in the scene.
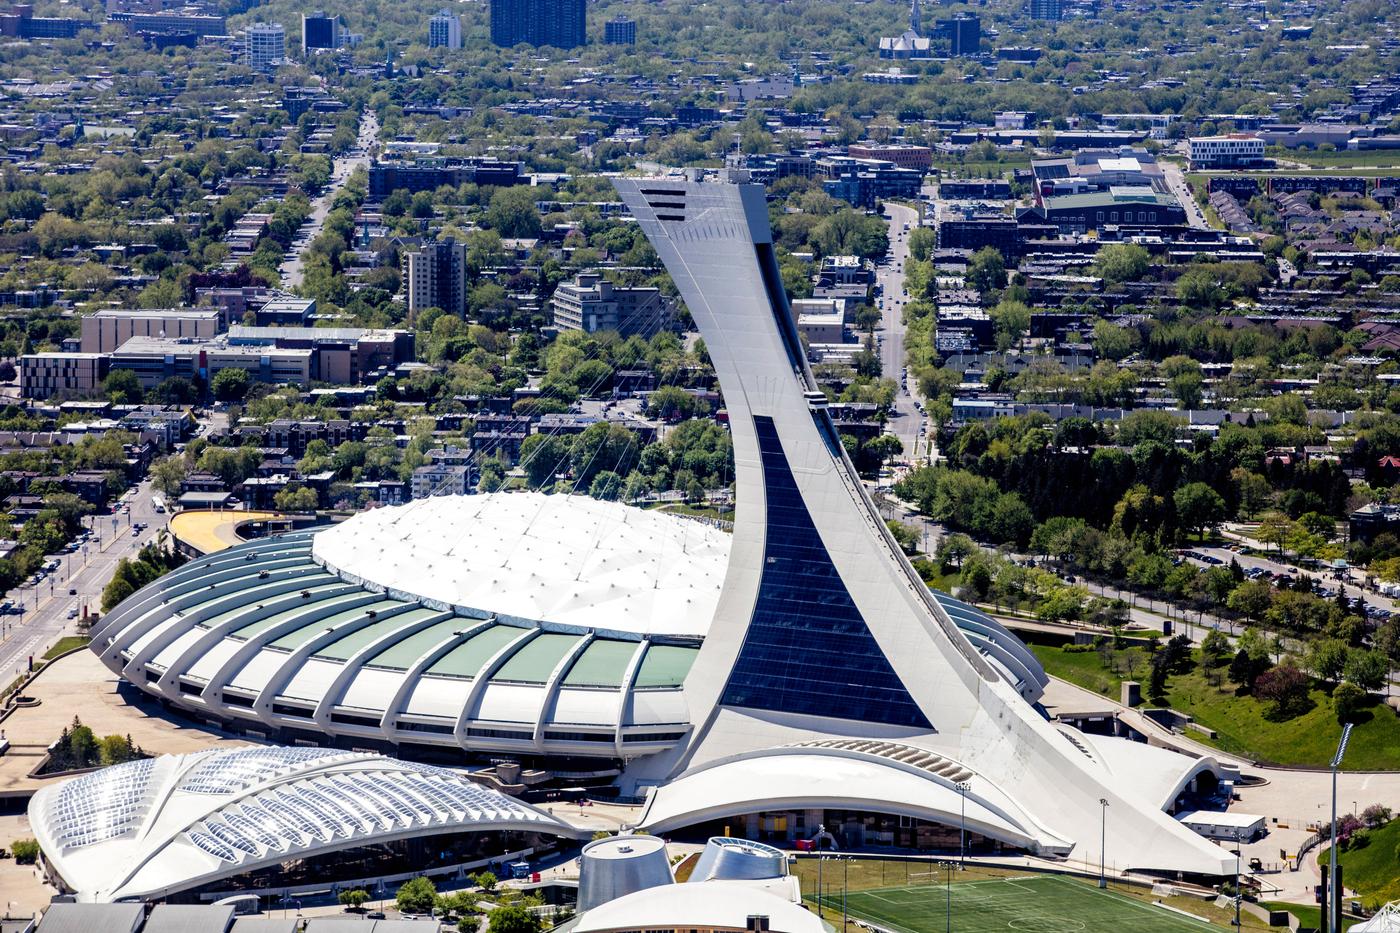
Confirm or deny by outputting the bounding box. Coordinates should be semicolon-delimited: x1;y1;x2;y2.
91;493;1043;764
79;177;1242;893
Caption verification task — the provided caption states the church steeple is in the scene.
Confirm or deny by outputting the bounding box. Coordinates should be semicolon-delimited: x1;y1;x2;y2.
910;0;922;37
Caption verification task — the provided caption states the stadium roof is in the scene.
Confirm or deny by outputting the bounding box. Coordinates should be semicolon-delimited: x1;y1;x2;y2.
31;746;577;902
311;493;729;638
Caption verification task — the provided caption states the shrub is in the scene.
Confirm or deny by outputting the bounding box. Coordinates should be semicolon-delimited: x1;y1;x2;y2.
396;876;437;914
11;839;38;864
337;889;369;911
1333;681;1368;725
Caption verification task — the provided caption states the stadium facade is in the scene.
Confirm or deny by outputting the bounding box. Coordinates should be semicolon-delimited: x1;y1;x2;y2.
87;177;1235;881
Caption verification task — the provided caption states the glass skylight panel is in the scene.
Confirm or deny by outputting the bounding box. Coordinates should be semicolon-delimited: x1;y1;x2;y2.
259;794;329;842
221;808;284;851
204;820;260;857
46;759;155;848
309;779;390;830
180;746;349;795
266;790;334;840
239;799;306;847
187;830;239;862
363;776;436;821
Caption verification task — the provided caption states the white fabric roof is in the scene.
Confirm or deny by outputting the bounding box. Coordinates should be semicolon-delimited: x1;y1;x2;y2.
573;880;823;933
312;493;729;637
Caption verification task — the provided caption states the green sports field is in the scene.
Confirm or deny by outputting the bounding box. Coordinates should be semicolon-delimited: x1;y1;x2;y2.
813;874;1225;933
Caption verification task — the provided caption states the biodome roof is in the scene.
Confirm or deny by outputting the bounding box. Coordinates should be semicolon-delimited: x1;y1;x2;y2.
31;745;576;902
312;492;730;638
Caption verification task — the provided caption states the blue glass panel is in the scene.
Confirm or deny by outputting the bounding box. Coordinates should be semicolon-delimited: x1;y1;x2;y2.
720;416;930;728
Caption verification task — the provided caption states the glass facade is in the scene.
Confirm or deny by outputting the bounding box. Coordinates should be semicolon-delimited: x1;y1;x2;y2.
720;416;929;728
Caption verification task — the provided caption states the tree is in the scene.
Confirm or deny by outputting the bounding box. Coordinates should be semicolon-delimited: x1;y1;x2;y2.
1200;630;1231;667
338;889;369;911
1362;804;1392;828
396;876;437;915
150;456;187;500
1226;580;1273;624
1174;482;1227;540
211;367;251;402
1307;638;1349;683
1255;512;1295;553
1345;649;1389;691
588;470;622;501
1333;681;1367;725
1176;267;1223;309
886;519;919;554
102;369;142;404
1228;647;1267;690
1254;663;1312;719
485;186;542;239
966;247;1007;293
273;485;320;512
1093;243;1150;284
486;905;540;933
990;299;1031;351
470;870;498;893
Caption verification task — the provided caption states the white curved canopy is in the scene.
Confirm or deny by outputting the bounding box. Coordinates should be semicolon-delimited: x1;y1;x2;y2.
31;746;577;902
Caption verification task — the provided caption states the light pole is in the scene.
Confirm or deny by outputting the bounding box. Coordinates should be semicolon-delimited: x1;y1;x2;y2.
1098;798;1109;888
1233;827;1242;929
957;780;971;869
1328;723;1354;933
817;853;823;919
943;859;953;933
842;857;848;931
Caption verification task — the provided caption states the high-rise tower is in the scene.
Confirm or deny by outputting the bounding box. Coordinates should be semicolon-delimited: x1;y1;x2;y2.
614;176;1235;877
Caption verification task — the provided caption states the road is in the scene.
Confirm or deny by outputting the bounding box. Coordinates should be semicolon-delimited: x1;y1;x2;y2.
874;202;928;464
1161;160;1211;230
1188;539;1400;617
0;479;164;685
278;109;379;289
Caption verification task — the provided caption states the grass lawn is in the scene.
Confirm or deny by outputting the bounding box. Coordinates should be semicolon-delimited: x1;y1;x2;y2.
808;874;1263;933
1266;148;1400;169
41;636;89;661
1026;639;1400;769
1029;643;1127;697
1319;819;1400;909
1260;902;1357;932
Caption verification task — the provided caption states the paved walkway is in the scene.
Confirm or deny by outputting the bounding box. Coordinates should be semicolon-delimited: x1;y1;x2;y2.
0;650;242;796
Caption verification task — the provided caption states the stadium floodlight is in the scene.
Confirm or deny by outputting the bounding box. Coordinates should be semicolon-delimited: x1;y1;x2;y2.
1098;798;1110;889
956;781;972;869
1327;723;1354;933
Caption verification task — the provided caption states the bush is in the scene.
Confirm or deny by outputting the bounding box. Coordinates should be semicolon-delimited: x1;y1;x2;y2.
486;905;541;933
1334;681;1368;724
338;889;369;911
11;839;38;864
396;876;437;915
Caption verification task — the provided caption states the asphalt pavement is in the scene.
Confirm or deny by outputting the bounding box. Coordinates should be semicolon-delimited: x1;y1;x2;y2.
278;110;379;289
874;201;928;463
0;479;164;683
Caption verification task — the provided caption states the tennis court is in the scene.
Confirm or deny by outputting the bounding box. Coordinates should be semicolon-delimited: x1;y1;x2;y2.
817;873;1225;933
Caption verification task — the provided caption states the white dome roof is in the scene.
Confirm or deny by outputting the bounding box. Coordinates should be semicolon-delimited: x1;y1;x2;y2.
313;492;730;638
